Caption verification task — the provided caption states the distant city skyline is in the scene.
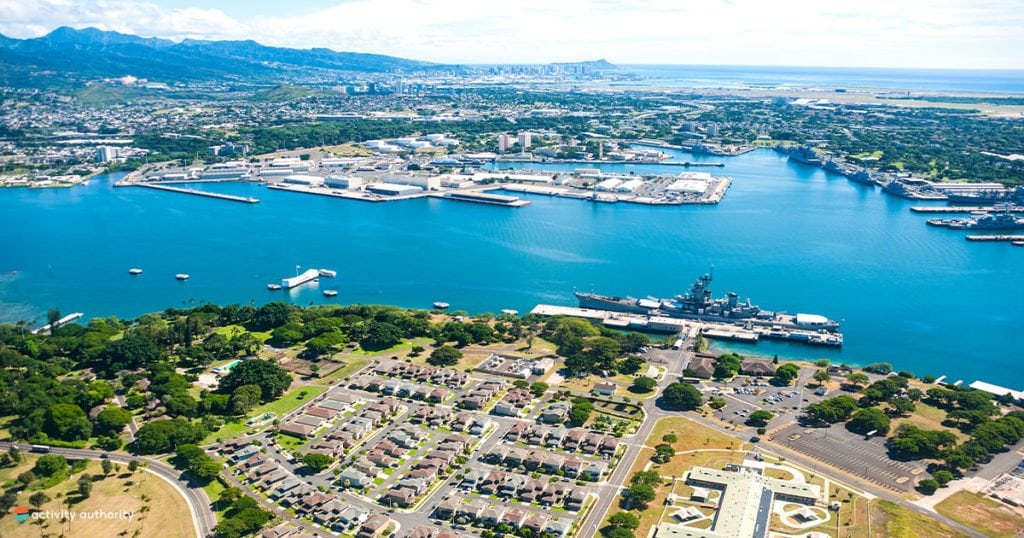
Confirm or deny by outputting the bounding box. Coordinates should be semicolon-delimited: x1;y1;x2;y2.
1;0;1022;69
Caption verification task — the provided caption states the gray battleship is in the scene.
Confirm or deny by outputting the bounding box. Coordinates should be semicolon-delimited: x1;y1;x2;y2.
787;145;823;166
927;204;1024;230
847;169;876;187
575;273;840;332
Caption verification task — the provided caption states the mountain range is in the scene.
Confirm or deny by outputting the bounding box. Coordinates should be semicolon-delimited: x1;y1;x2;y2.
0;26;439;87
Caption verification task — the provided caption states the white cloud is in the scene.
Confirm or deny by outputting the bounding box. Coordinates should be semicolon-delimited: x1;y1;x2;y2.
0;0;247;41
0;0;1021;68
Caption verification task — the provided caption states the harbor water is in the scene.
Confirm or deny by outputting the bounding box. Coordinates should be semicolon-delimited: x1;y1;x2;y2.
1;148;1022;386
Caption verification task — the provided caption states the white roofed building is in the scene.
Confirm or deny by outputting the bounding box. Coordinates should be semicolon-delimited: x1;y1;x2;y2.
595;178;624;191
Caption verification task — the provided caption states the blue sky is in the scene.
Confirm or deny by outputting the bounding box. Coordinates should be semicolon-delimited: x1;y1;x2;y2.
1;0;1022;68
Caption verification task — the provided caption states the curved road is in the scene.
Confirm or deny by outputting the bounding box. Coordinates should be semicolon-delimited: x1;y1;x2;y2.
0;442;215;537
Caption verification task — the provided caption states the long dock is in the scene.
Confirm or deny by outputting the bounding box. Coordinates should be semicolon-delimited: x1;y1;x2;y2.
133;183;259;203
911;206;1024;214
504;158;725;167
32;312;83;334
965;235;1024;242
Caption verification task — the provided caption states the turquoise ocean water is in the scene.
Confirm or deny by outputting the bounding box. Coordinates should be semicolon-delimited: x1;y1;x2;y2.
1;147;1022;386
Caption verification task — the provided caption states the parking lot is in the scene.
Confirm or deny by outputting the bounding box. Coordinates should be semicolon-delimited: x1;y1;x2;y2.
700;376;828;432
771;421;926;492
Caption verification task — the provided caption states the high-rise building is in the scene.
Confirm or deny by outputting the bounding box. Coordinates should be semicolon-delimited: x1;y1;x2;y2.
517;131;532;149
95;146;120;163
706;122;719;138
497;134;512;153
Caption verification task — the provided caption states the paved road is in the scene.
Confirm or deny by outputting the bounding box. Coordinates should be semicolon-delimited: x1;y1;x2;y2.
577;344;692;535
0;441;215;537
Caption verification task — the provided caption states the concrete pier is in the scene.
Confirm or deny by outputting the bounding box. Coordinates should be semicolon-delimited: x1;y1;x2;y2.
911;206;1024;214
965;235;1024;242
131;183;259;203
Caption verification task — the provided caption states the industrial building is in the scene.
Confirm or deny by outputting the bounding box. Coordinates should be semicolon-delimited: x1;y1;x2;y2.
366;183;423;196
384;175;441;190
282;174;325;187
667;177;709;194
472;172;553;184
201;161;249;180
209;143;248;157
321;158;367;169
616;179;645;192
595;178;624;191
325;176;363;189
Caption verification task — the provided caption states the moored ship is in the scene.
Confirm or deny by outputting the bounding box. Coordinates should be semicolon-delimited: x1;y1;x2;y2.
847;169;876;186
575;273;840;332
928;204;1024;230
787;145;823;166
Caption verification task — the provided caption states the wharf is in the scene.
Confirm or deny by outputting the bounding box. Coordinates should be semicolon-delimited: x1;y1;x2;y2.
911;206;1024;214
268;183;427;202
530;304;842;346
550;159;724;167
632;140;757;157
702;328;759;343
502;176;731;205
269;182;529;206
130;183;259;203
965;235;1024;242
32;312;84;334
437;191;530;207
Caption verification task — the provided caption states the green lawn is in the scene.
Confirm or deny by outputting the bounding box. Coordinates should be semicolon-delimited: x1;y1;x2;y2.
255;385;327;416
347;339;416;357
277;434;308;452
212;324;272;343
203;384;327;443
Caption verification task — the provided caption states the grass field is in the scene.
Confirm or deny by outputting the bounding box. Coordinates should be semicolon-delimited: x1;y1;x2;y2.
874;500;969;538
0;459;193;538
211;324;271;343
650;416;746;452
935;491;1024;538
892;402;968;442
203;384;327;443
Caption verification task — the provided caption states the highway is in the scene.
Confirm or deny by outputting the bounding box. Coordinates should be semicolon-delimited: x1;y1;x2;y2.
0;442;215;537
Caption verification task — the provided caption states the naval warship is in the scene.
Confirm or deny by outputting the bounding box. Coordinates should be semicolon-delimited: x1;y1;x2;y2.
576;273;840;332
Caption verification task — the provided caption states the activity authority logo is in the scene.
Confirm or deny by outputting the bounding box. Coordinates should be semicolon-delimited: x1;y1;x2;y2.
11;505;29;523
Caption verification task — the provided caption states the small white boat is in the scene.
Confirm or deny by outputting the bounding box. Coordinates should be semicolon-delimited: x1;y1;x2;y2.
433;302;450;309
318;269;337;278
267;283;282;291
323;290;338;297
175;273;190;280
129;268;143;275
501;309;519;316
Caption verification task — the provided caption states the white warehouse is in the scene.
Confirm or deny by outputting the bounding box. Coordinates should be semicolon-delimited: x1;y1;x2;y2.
282;174;324;187
616;179;645;192
325;176;362;189
595;178;624;191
